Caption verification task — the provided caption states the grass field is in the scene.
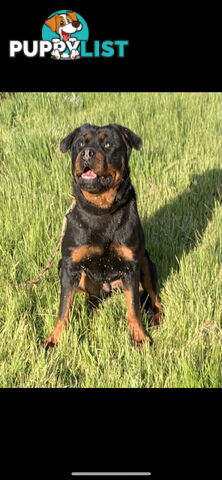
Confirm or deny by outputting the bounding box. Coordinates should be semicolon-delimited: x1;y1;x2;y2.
0;92;221;388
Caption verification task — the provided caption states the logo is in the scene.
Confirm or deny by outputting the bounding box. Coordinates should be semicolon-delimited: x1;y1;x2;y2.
9;10;129;60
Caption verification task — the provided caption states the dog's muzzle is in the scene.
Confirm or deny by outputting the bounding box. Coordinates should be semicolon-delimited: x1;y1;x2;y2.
81;148;96;162
80;148;97;179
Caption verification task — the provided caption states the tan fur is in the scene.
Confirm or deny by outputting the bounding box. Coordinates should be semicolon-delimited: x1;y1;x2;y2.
71;245;104;262
110;244;135;260
84;133;92;141
81;156;125;208
124;289;148;343
45;12;79;34
43;291;75;346
82;188;119;208
66;11;78;22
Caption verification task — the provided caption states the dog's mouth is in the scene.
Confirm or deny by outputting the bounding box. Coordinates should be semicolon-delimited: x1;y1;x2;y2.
61;30;70;42
81;167;97;180
79;167;113;189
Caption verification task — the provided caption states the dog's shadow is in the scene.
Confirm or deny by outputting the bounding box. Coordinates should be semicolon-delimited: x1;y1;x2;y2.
141;168;222;289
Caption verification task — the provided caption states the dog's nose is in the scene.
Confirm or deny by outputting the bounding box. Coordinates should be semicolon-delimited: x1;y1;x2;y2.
72;20;80;28
81;148;95;161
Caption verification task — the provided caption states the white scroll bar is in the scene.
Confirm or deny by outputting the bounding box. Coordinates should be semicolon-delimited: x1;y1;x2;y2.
71;473;151;476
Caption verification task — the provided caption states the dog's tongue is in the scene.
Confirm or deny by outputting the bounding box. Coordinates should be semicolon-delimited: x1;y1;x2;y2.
62;31;70;42
81;169;97;179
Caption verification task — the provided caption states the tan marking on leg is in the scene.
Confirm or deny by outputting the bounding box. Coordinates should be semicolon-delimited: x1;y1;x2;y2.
124;288;150;344
77;271;102;296
110;279;122;289
44;291;75;349
77;271;103;310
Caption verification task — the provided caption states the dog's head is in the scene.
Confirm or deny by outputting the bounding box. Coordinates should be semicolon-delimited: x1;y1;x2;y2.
60;124;142;194
45;12;82;41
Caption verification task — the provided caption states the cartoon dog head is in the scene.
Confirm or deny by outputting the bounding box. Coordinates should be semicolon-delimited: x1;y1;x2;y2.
45;12;82;42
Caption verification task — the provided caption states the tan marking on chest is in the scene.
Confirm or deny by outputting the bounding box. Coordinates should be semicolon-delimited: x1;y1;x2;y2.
110;243;136;261
82;187;119;208
71;245;104;262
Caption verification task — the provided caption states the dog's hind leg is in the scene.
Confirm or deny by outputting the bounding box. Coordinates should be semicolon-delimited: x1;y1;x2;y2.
78;272;105;311
140;250;162;328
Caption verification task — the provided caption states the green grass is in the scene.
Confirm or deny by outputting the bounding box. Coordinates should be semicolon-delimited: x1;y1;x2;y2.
0;92;221;387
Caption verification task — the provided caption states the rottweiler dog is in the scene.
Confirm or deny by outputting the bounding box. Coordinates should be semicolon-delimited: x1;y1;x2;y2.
44;123;162;349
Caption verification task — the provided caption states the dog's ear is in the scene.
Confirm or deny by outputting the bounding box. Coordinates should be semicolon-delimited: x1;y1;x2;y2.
114;124;142;150
60;128;81;153
60;124;91;153
66;11;78;22
66;11;81;28
45;14;59;32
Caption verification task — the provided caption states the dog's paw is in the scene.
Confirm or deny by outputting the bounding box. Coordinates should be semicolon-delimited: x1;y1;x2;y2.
131;327;153;346
71;50;80;59
133;336;153;349
150;309;163;329
42;335;57;350
150;317;160;329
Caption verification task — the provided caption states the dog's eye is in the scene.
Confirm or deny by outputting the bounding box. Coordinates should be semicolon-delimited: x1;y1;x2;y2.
60;20;65;25
78;140;85;148
67;18;72;24
104;141;111;149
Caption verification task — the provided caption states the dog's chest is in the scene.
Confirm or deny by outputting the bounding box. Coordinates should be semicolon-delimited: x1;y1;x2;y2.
78;246;133;283
65;203;140;283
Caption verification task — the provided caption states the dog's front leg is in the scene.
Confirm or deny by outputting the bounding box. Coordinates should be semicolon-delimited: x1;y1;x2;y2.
44;268;80;349
66;39;80;59
122;265;151;345
51;39;65;59
53;49;61;60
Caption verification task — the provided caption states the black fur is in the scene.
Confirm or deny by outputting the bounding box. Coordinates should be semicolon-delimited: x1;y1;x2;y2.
61;124;145;285
44;124;161;348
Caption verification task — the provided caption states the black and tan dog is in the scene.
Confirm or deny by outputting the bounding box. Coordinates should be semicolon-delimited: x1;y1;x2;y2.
44;124;162;349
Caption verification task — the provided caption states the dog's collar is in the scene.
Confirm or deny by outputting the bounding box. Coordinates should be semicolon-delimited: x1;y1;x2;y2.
72;177;135;216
